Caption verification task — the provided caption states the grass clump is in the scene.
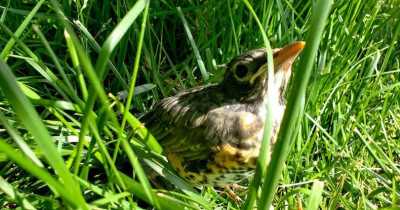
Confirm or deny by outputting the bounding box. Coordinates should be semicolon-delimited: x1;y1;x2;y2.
0;0;399;209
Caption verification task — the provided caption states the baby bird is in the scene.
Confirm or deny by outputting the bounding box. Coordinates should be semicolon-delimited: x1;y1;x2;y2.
143;42;304;188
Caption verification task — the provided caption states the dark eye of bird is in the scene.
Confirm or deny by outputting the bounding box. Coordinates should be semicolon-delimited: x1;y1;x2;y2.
235;64;249;78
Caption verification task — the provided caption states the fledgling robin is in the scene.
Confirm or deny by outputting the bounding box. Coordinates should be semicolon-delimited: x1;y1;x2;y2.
143;41;305;189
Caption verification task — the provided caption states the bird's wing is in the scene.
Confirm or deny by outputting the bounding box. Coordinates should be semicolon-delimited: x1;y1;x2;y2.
142;85;220;160
142;84;264;161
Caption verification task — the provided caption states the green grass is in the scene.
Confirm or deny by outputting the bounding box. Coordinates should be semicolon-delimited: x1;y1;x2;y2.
0;0;399;209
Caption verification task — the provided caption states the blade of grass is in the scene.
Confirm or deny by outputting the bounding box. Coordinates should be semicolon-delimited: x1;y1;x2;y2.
116;2;162;163
120;172;196;210
177;7;209;81
227;0;240;55
241;0;275;209
258;1;333;209
64;29;88;100
32;24;75;94
120;1;149;131
306;180;325;210
0;0;10;23
73;20;129;90
354;127;395;175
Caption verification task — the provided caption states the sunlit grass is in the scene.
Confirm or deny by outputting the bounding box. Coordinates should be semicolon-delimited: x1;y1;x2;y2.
0;0;399;209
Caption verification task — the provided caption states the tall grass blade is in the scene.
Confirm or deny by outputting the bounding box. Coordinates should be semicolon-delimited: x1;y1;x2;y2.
258;1;333;209
177;7;209;81
241;0;275;209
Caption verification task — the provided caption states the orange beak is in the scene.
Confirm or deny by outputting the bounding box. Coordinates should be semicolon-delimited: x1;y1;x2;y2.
274;41;305;69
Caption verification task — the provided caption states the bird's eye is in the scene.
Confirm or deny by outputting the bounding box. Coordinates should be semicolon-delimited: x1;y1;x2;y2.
235;64;249;78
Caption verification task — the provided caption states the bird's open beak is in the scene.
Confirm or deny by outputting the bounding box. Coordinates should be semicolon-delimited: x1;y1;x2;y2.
249;41;305;84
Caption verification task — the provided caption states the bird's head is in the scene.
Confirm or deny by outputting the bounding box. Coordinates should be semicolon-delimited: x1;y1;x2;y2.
222;41;305;102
